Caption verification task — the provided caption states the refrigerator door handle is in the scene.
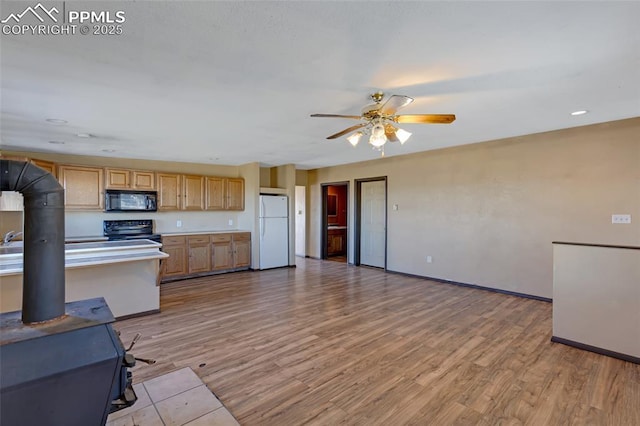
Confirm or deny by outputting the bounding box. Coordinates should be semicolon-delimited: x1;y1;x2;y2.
260;217;265;240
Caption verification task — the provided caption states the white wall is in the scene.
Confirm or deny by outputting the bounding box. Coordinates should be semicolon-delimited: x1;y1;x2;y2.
295;185;306;256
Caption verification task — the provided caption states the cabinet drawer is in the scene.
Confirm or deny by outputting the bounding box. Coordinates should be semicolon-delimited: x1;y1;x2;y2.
211;234;232;243
233;232;251;242
163;236;186;246
188;235;210;245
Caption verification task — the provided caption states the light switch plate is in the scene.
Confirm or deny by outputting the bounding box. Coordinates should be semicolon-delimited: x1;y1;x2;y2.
176;220;182;227
228;219;233;226
612;214;631;224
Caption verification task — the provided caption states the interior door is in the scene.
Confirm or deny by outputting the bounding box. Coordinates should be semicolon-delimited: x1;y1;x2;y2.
360;180;386;268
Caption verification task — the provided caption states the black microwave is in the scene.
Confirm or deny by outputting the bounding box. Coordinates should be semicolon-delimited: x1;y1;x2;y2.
105;190;157;212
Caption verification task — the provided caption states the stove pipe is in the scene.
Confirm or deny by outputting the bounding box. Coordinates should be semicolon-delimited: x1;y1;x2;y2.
0;160;65;323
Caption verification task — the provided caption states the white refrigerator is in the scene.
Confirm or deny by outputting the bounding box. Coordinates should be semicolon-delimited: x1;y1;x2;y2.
259;195;289;269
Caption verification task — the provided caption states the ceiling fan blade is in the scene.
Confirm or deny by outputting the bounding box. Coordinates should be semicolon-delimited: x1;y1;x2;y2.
326;123;367;140
384;124;399;142
310;114;362;119
379;95;414;115
395;114;456;124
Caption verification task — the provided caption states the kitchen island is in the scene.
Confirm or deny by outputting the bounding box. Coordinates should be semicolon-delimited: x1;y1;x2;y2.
0;240;168;319
552;241;640;364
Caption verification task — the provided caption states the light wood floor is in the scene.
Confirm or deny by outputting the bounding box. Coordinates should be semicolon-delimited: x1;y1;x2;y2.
115;258;640;425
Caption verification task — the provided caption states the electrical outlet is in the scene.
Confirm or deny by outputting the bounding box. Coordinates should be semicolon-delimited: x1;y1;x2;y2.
176;220;182;228
228;219;233;226
426;256;432;263
393;204;399;211
612;214;631;224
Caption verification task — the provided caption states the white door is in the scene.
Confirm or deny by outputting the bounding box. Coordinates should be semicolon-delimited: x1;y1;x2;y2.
360;180;386;268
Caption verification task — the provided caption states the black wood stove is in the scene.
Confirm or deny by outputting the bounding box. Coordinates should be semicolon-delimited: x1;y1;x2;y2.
0;160;138;426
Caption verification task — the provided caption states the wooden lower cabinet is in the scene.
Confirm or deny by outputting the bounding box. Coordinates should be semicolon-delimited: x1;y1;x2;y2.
233;233;251;268
327;228;346;256
212;234;233;270
161;236;188;278
188;235;211;273
161;232;251;282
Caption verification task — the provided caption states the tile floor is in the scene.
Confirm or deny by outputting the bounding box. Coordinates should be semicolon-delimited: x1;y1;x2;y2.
107;367;239;426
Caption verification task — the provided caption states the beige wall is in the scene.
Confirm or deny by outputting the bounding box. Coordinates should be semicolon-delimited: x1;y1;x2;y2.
308;118;640;298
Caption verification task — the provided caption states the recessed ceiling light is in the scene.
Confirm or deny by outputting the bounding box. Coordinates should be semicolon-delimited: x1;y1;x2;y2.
48;140;65;144
76;133;93;138
571;110;588;116
46;118;68;124
102;149;115;153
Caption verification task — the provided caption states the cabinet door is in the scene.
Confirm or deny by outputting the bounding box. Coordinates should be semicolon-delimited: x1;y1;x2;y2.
188;236;211;274
58;165;104;210
327;231;344;256
157;173;181;210
132;171;156;190
233;239;251;268
183;175;204;210
205;177;225;210
226;178;245;210
212;240;233;270
105;168;131;189
162;245;187;277
31;159;57;178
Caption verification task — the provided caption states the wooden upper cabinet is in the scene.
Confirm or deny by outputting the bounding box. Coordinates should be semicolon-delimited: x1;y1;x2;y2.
58;165;104;210
157;173;181;210
183;175;205;210
105;168;130;189
226;178;245;211
132;171;155;190
105;168;156;190
205;177;225;210
31;159;57;178
204;177;245;211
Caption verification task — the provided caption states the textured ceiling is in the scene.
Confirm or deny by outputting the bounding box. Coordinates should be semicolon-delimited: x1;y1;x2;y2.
1;1;639;169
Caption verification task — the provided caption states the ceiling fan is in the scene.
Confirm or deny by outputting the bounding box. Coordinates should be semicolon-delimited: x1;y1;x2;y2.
311;92;455;154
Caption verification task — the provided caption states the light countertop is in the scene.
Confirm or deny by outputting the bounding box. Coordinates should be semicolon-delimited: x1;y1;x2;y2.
161;230;251;236
0;239;168;276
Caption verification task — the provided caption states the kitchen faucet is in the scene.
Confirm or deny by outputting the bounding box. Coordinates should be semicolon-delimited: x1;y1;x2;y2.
2;230;22;245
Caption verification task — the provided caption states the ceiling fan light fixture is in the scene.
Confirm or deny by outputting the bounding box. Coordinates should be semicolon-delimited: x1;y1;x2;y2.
369;133;387;149
395;128;412;144
347;131;363;147
371;122;386;138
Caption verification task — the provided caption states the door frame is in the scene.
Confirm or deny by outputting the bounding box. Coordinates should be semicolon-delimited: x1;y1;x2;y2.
321;181;349;260
354;177;387;268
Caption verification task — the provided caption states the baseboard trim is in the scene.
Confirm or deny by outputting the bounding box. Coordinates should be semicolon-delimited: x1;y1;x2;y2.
386;269;552;303
116;309;160;321
551;336;640;365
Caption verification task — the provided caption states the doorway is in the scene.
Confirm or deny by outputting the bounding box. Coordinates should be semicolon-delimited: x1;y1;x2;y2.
321;182;348;263
355;177;387;268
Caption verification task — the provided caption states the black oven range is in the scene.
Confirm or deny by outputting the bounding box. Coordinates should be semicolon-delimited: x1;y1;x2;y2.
104;219;162;244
